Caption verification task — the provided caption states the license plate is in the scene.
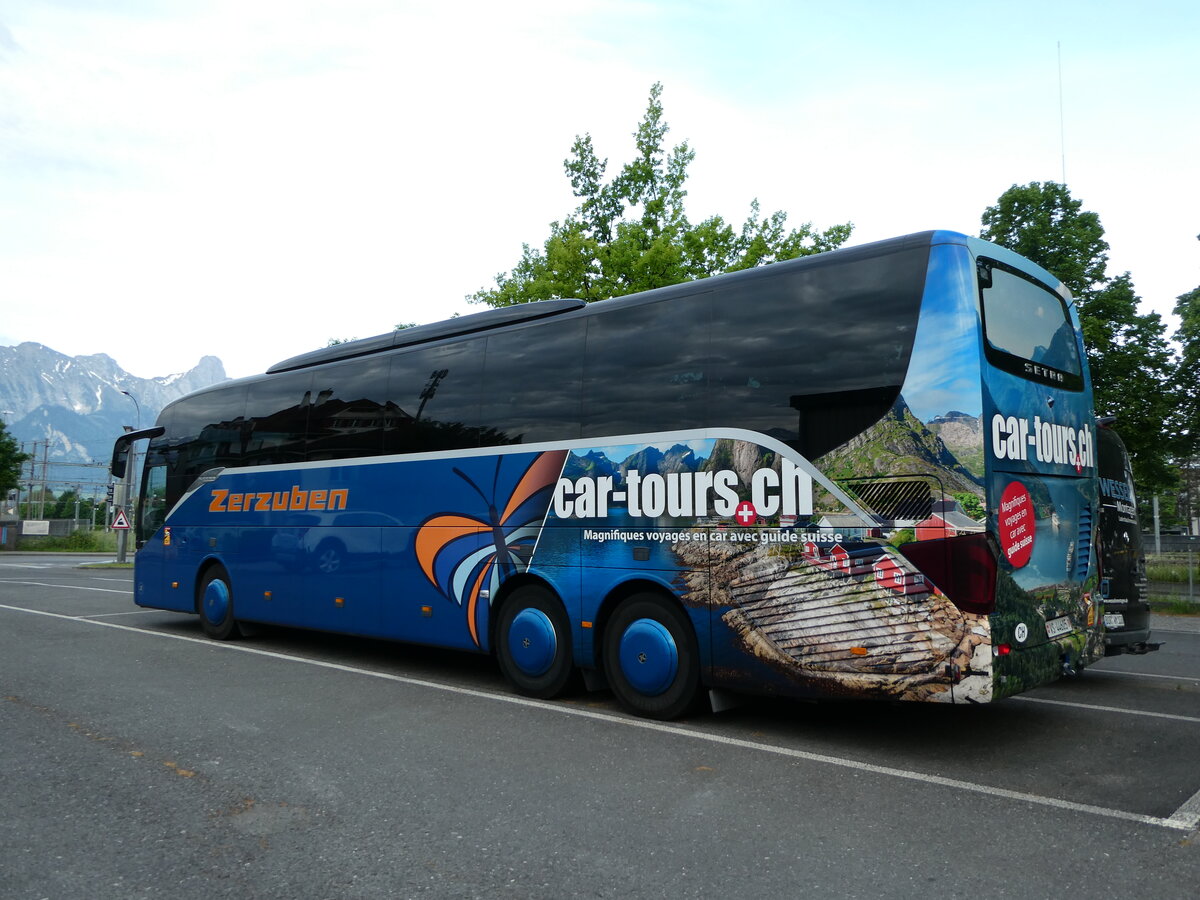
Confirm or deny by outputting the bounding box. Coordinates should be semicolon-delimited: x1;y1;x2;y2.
1103;613;1125;629
1045;615;1073;638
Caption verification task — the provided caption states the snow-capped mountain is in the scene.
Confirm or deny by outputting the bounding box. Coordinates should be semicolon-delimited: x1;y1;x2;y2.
0;342;228;464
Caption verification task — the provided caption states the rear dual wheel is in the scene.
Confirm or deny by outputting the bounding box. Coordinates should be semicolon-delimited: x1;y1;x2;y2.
602;593;700;720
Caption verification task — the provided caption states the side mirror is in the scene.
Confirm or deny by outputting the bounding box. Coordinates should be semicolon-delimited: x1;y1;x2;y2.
111;426;165;479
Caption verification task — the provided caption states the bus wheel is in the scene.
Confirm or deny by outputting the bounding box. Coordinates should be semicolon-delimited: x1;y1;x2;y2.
496;585;576;699
197;566;242;641
603;593;700;720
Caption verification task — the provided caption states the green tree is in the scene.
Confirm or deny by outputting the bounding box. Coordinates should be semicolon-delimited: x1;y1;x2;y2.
471;83;852;307
1083;273;1177;489
49;489;74;520
980;181;1109;297
1174;282;1200;451
1173;276;1200;524
981;182;1177;492
952;491;985;520
328;321;417;347
0;418;29;501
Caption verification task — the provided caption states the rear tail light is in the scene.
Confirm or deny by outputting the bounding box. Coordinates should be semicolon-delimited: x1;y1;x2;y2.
898;532;999;615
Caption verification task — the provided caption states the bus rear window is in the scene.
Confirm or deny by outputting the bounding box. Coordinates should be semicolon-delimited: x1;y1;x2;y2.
979;259;1082;390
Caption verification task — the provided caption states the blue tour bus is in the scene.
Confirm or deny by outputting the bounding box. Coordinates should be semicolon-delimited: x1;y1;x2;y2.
112;231;1104;718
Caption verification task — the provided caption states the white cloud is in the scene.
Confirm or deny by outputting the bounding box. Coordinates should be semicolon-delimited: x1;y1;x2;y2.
2;1;1197;379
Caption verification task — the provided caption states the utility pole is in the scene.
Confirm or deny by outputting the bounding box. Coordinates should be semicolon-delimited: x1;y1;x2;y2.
18;440;50;520
39;440;49;518
18;443;27;518
1153;495;1162;555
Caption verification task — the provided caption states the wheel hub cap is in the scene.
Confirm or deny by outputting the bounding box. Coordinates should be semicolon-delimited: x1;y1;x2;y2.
508;608;557;677
618;618;678;696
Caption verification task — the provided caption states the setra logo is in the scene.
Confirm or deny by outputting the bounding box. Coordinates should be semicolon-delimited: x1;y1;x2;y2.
208;485;349;513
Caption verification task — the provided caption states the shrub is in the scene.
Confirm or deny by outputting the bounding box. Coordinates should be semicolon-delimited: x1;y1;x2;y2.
16;530;119;552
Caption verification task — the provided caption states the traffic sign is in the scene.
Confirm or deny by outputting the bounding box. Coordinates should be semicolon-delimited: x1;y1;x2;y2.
111;508;131;530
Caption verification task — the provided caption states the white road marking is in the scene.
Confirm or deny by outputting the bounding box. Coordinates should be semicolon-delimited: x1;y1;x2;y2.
2;601;1197;833
1014;695;1200;724
1167;786;1200;831
1086;668;1200;685
0;579;133;595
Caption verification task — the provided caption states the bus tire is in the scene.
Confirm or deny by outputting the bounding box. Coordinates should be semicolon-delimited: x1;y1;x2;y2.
495;584;576;699
197;566;242;641
602;592;700;720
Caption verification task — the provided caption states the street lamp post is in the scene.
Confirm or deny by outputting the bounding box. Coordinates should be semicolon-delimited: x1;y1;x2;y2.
116;392;140;563
121;390;141;429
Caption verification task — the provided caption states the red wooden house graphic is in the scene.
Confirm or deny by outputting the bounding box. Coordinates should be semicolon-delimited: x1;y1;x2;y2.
872;555;929;595
914;499;985;542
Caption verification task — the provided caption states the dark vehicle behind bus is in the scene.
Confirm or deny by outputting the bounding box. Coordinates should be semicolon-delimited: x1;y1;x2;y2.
1096;419;1157;655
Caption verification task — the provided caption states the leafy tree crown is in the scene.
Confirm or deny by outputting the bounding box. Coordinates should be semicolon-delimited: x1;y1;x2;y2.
471;83;852;307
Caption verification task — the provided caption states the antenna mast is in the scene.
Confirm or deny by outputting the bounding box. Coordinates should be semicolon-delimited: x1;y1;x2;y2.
1057;41;1067;185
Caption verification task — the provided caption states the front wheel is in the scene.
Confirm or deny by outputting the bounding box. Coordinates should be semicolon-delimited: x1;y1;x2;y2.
602;593;700;720
197;566;242;641
495;585;577;699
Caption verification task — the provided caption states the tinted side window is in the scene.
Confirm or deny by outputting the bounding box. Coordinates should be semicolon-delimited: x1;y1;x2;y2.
306;355;390;461
170;384;247;490
708;247;926;457
149;405;187;512
582;295;710;438
482;318;585;444
386;339;486;453
244;371;313;466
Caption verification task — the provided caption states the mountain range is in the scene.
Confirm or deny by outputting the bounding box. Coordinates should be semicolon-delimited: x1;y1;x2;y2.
0;342;228;471
815;397;983;498
563;444;707;485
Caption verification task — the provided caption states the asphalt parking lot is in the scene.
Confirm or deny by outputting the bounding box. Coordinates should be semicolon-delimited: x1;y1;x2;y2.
2;554;1198;899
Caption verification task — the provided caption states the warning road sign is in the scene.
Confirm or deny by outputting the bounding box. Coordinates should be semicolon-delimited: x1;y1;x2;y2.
111;508;131;530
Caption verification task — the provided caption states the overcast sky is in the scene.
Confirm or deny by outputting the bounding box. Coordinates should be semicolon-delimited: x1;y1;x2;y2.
2;0;1197;380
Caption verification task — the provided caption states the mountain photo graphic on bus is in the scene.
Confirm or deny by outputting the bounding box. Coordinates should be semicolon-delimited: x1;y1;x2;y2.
112;230;1103;719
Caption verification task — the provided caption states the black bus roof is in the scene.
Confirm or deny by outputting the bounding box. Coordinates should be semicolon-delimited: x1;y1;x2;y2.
266;230;944;375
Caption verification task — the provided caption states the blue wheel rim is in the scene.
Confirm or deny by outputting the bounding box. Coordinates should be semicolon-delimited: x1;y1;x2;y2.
508;608;557;677
618;618;678;696
203;579;230;625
